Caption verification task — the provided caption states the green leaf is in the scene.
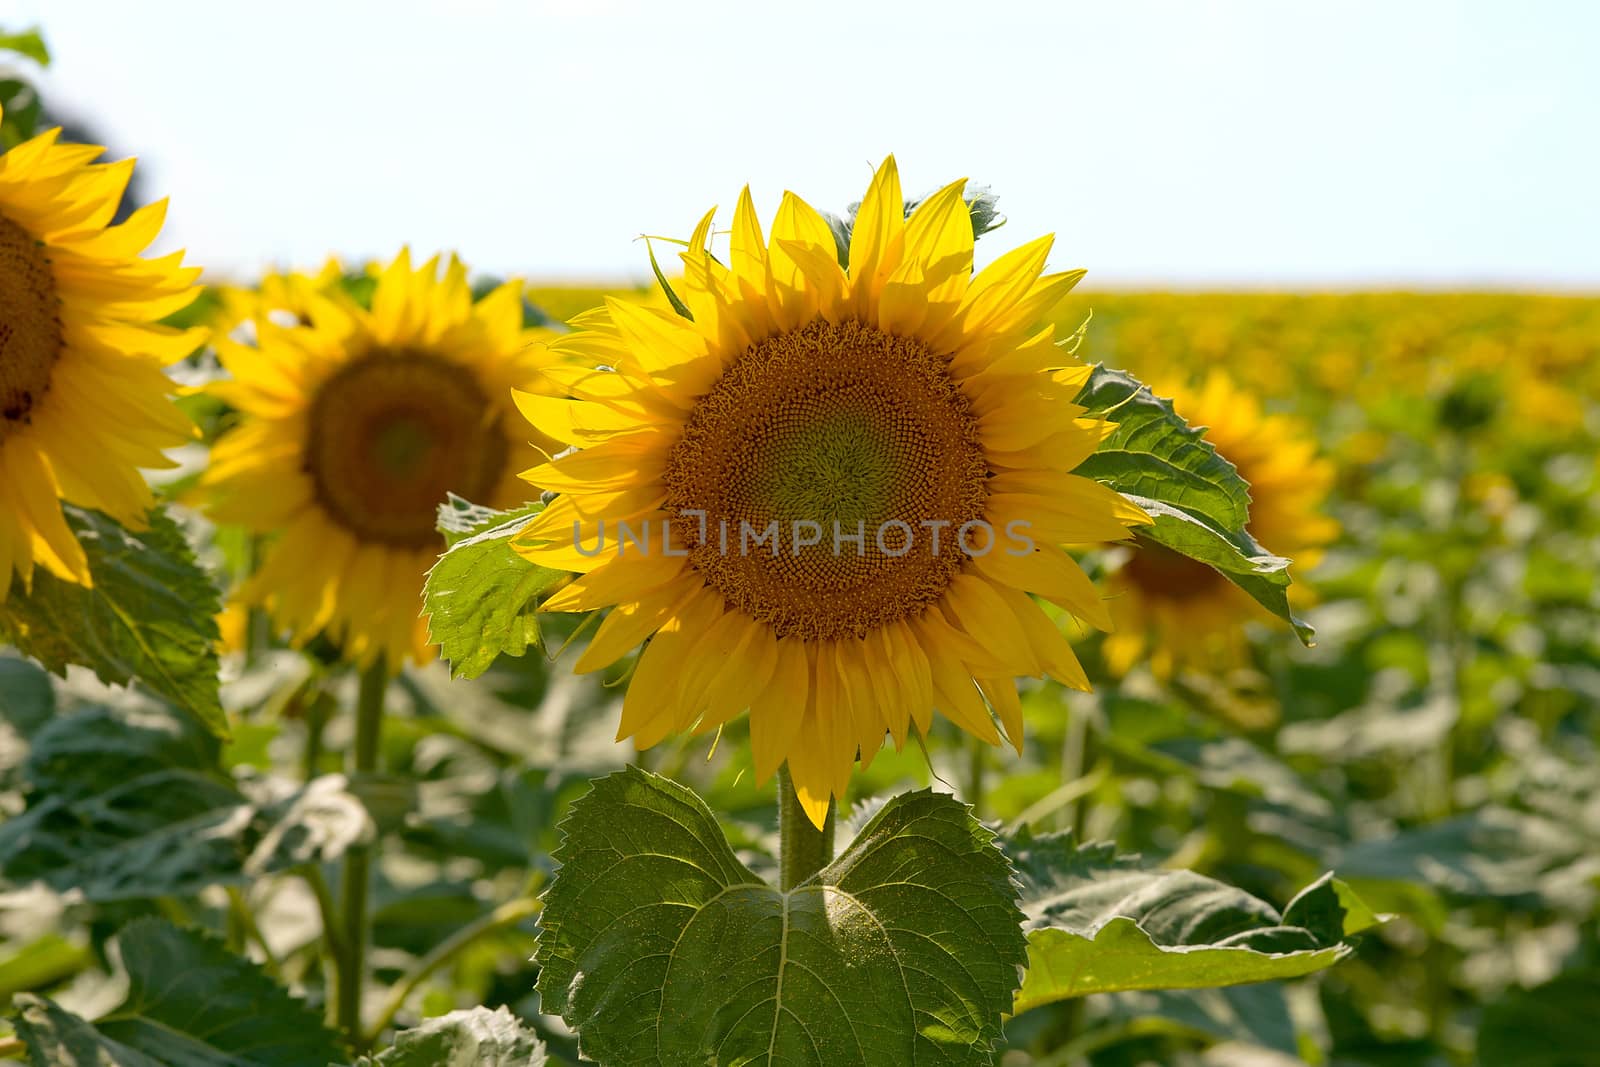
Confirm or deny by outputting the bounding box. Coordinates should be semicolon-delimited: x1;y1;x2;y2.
827;186;1007;268
1074;365;1314;645
537;768;1027;1066
5;773;369;901
0;651;54;736
1332;807;1585;901
1101;984;1302;1058
0;77;45;147
424;501;565;679
436;493;533;548
0;701;368;897
353;1007;548;1066
0;505;226;736
1478;969;1600;1067
0;27;49;65
22;699;219;801
10;920;344;1067
1008;830;1379;1013
68;774;371;901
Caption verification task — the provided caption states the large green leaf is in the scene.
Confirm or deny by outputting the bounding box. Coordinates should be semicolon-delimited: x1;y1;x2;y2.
424;500;565;679
10;919;344;1067
537;769;1027;1066
1074;365;1314;644
0;505;225;736
353;1007;548;1066
1009;830;1379;1013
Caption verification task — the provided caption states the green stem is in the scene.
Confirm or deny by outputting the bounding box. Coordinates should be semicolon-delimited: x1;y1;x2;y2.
301;689;332;783
1060;697;1092;837
226;885;281;978
364;896;541;1045
777;765;834;891
965;733;987;818
336;658;387;1049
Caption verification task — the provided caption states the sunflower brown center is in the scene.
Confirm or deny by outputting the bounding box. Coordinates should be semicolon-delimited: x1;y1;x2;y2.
304;350;505;548
1122;536;1227;602
0;215;64;440
662;318;989;641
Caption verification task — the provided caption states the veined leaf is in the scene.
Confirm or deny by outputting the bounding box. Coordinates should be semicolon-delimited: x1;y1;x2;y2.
424;501;565;679
0;505;226;736
537;768;1027;1066
1009;830;1381;1013
10;920;344;1067
1075;365;1315;645
352;1007;548;1066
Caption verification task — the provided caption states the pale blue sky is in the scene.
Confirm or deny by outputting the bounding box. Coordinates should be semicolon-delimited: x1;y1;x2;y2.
12;0;1599;287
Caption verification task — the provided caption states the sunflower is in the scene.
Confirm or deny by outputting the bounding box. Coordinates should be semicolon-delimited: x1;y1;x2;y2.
513;158;1149;825
209;256;349;340
202;250;562;670
1102;371;1338;678
0;109;202;595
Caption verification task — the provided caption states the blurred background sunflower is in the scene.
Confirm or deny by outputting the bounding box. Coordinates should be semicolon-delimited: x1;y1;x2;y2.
201;249;561;670
1101;371;1338;680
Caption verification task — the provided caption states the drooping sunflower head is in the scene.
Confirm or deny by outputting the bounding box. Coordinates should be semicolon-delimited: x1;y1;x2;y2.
513;157;1149;824
1104;371;1338;678
0;108;203;594
202;249;562;670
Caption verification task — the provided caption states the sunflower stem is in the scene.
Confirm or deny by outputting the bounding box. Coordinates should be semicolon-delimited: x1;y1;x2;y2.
966;733;987;818
364;894;541;1046
336;657;387;1050
777;765;834;891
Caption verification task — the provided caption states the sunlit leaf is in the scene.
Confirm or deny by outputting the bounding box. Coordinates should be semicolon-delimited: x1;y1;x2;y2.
1075;365;1314;644
424;500;564;678
537;768;1026;1066
0;505;225;736
352;1007;548;1066
1009;830;1379;1012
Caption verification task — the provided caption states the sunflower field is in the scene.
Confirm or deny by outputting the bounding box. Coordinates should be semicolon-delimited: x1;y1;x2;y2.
2;23;1599;1067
